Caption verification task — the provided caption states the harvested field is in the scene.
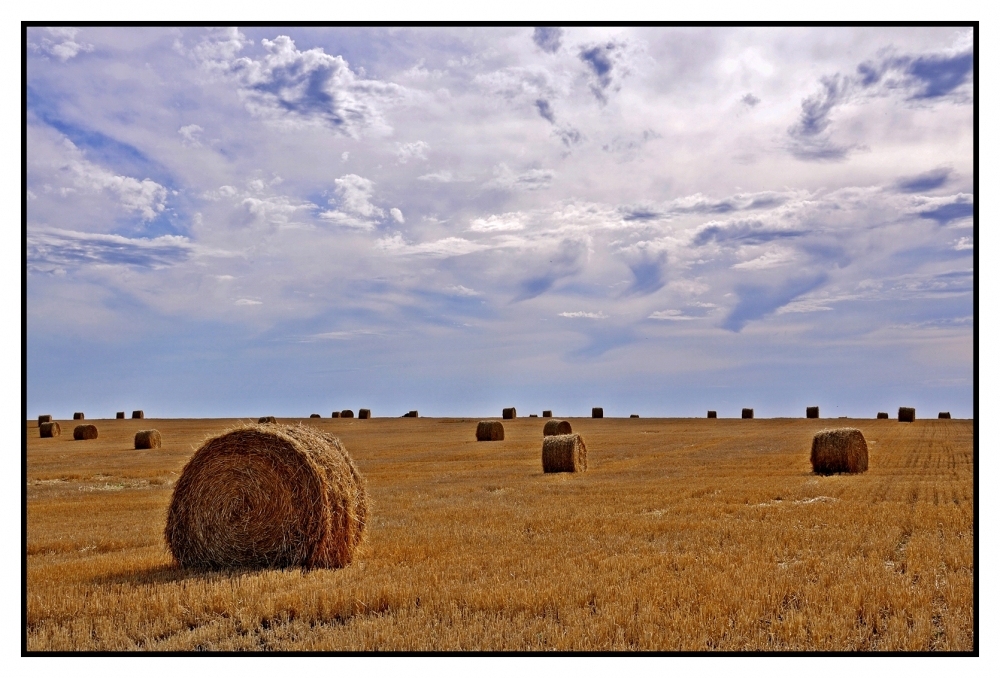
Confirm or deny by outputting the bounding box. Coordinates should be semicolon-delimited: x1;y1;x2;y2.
25;416;973;651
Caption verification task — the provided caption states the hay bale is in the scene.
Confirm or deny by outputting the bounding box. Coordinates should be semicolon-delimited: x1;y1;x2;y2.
877;412;889;419
135;429;162;449
73;412;85;420
938;412;951;419
40;422;61;438
331;412;341;418
403;410;419;418
542;410;552;418
806;406;819;419
630;414;639;418
707;411;717;418
476;421;505;441
259;416;277;424
898;407;915;423
132;410;144;419
165;423;368;570
542;433;588;473
543;419;572;436
73;424;98;440
38;414;52;425
310;414;321;418
810;428;868;474
502;407;517;420
742;408;754;419
341;410;354;419
116;412;125;419
529;414;538;418
359;409;371;419
592;407;603;419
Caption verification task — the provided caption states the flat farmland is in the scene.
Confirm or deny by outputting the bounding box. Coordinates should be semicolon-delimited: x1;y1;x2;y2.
25;416;974;652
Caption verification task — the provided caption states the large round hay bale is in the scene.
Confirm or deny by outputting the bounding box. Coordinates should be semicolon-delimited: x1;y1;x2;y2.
259;416;277;424
542;410;552;418
938;412;951;419
40;421;61;438
116;412;125;419
502;407;516;420
707;411;717;418
476;420;505;441
543;419;572;436
165;423;368;570
132;410;145;419
742;408;754;419
358;409;371;419
592;407;603;419
135;429;162;449
38;414;52;425
73;412;85;420
542;433;588;473
806;406;819;419
898;407;915;423
331;412;341;418
310;414;321;418
341;410;354;419
73;424;98;440
876;412;889;419
810;428;868;474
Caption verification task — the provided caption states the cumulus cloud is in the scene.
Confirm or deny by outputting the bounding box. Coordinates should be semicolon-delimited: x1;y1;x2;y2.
30;27;93;61
396;141;429;163
178;124;204;147
390;208;405;224
469;213;526;232
319;174;384;230
484;163;555;191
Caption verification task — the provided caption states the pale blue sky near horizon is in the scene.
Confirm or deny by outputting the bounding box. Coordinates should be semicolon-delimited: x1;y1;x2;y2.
26;26;974;419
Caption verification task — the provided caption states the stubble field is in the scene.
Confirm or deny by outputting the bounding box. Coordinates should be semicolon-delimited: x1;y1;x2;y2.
25;415;974;651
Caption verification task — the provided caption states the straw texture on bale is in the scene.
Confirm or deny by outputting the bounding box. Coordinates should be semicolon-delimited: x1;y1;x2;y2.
73;412;85;420
898;407;915;423
806;406;819;419
73;424;98;440
341;410;354;419
810;428;869;475
358;409;371;419
592;407;603;419
502;407;516;420
542;433;588;473
542;410;552;418
310;414;321;418
40;422;61;438
476;420;505;441
331;412;341;418
707;411;717;418
38;414;52;425
116;412;125;419
165;423;368;570
877;412;889;419
132;410;144;419
938;412;951;419
543;419;572;437
135;429;162;449
259;416;277;424
742;408;754;419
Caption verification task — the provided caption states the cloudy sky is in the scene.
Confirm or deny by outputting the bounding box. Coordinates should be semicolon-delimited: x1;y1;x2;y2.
26;26;974;418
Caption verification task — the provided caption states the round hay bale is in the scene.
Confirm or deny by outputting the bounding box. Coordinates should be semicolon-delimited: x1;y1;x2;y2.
898;407;915;423
402;410;419;418
543;419;572;436
630;414;639;418
542;433;588;473
742;408;754;419
73;412;85;420
341;410;354;419
73;424;98;440
476;420;505;441
358;409;371;419
502;407;516;420
529;414;538;418
938;412;951;419
259;416;277;424
811;428;868;474
132;410;145;419
592;407;603;419
877;412;889;419
331;412;341;418
542;410;553;418
40;421;61;438
707;410;717;418
116;412;125;419
135;429;162;449
806;406;819;419
310;414;321;418
165;423;368;570
38;414;52;425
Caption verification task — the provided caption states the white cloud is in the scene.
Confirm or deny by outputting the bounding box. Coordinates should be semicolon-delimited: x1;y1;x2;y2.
178;124;204;147
559;311;608;319
648;310;697;320
417;170;473;183
953;237;973;251
484;163;555;191
30;27;93;61
396;141;430;163
447;285;480;297
27;227;195;271
469;213;526;232
374;233;488;257
235;298;262;305
390;208;405;224
320;174;384;230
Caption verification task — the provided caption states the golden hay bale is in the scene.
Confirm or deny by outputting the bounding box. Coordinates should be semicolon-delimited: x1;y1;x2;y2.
135;429;162;449
331;412;341;418
502;407;517;420
806;406;819;419
592;407;603;419
938;412;951;419
116;412;125;419
132;410;144;419
38;414;52;425
403;410;419;418
359;409;371;419
310;414;321;418
73;424;98;440
341;410;354;419
877;412;889;419
259;416;277;424
165;423;368;570
542;410;552;418
73;412;85;420
707;411;717;418
898;407;915;423
476;420;505;441
543;419;572;436
40;422;61;438
810;428;868;474
742;408;754;419
529;414;538;418
542;433;588;473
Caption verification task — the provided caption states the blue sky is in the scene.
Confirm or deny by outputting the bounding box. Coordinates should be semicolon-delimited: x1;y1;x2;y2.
26;26;974;418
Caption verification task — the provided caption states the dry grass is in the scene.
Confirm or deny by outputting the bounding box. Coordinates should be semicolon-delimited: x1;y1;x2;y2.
26;416;973;651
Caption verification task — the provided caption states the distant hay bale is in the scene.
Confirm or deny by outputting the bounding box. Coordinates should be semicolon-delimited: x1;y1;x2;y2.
116;412;125;419
811;428;868;475
938;412;951;419
542;433;588;473
806;406;819;419
73;424;98;440
132;410;144;419
877;412;889;419
707;411;717;418
898;407;915;423
40;422;61;438
165;423;368;570
310;414;321;418
502;407;517;420
341;410;354;419
73;412;85;420
259;416;277;424
403;411;419;418
135;429;162;449
630;414;639;418
542;410;552;418
38;414;52;425
476;420;505;441
358;409;371;419
592;407;603;419
529;414;538;418
742;408;754;419
331;412;341;418
543;419;572;436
